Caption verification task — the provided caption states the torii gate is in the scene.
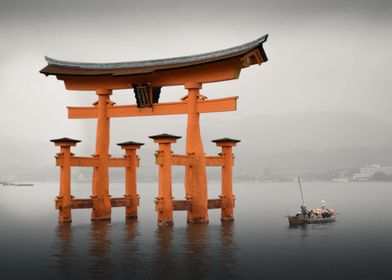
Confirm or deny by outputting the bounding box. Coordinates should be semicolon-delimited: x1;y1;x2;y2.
41;35;268;225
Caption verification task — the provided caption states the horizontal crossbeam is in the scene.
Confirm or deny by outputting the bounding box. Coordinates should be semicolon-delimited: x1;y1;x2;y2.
173;200;192;211
171;198;224;211
57;197;230;210
68;96;238;119
70;198;92;209
56;156;133;168
108;158;129;167
205;156;224;166
171;154;191;166
207;199;223;209
71;157;98;167
155;154;229;167
55;197;132;209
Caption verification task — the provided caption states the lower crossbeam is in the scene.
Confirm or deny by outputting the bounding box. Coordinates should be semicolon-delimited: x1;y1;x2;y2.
171;198;224;211
55;197;132;209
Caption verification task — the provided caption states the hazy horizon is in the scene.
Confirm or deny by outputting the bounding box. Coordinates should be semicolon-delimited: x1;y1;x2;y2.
2;3;392;280
1;0;392;179
2;110;392;181
1;0;392;141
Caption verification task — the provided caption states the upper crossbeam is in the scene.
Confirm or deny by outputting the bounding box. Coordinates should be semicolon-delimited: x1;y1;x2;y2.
68;96;238;119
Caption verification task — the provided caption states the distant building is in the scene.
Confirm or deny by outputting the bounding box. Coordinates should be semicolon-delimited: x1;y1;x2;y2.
352;164;392;181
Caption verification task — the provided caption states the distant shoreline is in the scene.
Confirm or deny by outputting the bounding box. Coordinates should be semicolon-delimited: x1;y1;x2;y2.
0;182;34;186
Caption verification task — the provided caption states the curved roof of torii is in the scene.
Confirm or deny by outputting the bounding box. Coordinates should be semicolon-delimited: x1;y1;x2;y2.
40;35;268;77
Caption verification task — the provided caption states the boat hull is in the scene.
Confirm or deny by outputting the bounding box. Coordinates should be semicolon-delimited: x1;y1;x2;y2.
288;215;336;226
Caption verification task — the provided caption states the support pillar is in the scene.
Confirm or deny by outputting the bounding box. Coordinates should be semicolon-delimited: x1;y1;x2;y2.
51;137;81;223
117;141;144;219
184;82;209;224
150;134;181;226
92;89;112;220
212;138;240;221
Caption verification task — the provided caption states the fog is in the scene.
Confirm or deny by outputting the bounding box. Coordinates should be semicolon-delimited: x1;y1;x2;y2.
0;0;391;179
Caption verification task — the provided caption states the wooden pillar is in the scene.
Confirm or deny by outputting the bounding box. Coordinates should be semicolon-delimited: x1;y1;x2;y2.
212;138;240;221
150;134;181;226
184;82;209;224
51;137;81;223
117;141;144;219
91;89;112;220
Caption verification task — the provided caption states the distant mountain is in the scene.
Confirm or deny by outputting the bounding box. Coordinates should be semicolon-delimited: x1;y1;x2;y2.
239;145;392;174
205;111;392;155
1;111;392;180
0;135;56;180
210;111;392;175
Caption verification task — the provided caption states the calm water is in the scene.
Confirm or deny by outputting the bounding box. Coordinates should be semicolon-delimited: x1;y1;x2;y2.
0;181;391;280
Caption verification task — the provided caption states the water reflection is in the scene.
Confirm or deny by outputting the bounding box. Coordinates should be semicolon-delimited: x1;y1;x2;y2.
53;221;236;279
88;221;113;280
288;224;310;239
53;223;73;277
153;226;176;278
288;222;336;240
184;223;209;279
121;220;141;276
219;221;236;276
11;182;392;279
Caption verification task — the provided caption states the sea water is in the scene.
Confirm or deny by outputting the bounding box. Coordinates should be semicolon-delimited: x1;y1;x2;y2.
0;182;391;279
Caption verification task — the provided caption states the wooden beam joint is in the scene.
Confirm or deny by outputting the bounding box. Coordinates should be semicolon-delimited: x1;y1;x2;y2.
171;154;192;166
205;155;224;166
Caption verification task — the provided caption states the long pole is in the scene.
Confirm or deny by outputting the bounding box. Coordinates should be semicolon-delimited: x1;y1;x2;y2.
297;176;305;205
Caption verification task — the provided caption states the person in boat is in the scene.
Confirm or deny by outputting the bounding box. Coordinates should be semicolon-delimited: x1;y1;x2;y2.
320;200;327;210
300;204;309;219
320;200;334;218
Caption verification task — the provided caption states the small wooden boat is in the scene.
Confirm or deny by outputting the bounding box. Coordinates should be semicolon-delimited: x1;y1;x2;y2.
288;177;337;226
288;212;337;226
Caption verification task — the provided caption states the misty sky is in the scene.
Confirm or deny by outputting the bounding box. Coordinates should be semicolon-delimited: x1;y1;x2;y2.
0;0;391;146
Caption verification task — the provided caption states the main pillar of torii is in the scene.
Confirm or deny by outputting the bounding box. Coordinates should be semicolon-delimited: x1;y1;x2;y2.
40;35;269;222
183;82;209;223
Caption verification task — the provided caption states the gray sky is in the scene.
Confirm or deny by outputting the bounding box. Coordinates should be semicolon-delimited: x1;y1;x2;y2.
1;0;391;145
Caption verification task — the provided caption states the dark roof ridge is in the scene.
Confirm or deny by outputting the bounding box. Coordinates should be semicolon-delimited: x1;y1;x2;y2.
116;141;145;146
149;133;182;139
50;137;81;143
212;137;241;143
44;35;268;70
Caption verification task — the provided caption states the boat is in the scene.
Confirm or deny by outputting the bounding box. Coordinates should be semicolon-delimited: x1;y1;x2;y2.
288;209;337;226
288;177;337;226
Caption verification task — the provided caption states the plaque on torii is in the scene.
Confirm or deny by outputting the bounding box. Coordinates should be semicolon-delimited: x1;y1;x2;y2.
41;35;268;225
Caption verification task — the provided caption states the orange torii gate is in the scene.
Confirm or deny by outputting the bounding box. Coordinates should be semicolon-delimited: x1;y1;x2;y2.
41;35;268;225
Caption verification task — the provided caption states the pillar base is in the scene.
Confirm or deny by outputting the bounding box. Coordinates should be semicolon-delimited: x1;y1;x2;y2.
91;196;112;221
91;208;112;221
58;217;72;223
126;215;138;220
221;207;234;222
187;217;209;224
158;218;174;226
221;216;234;222
56;197;72;223
91;215;111;221
126;209;138;220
